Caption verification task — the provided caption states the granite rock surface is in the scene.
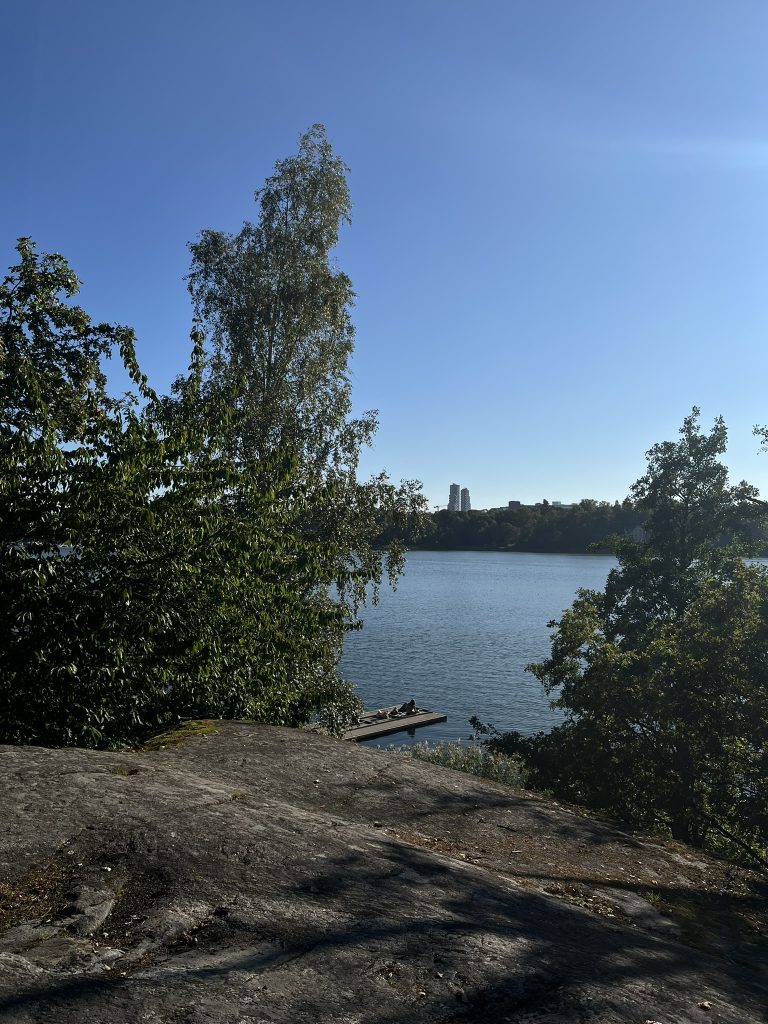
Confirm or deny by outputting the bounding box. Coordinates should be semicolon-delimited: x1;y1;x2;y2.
1;721;765;1023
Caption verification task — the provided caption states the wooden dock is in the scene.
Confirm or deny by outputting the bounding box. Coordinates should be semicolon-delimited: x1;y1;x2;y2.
343;709;447;742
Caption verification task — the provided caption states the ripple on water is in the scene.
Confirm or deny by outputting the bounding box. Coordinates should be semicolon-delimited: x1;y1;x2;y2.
340;550;614;747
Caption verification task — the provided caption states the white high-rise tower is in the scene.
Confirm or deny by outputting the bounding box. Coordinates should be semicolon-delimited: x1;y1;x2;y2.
460;487;471;512
448;483;461;511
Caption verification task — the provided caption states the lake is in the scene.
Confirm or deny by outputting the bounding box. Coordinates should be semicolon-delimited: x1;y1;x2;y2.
340;550;615;746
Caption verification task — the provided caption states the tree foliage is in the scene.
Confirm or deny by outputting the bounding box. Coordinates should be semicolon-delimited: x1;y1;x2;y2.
1;130;426;749
384;499;648;553
186;125;425;606
491;412;768;862
0;238;369;748
187;124;360;475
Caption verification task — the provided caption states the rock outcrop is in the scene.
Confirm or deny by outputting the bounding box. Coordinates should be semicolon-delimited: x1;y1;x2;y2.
1;721;766;1022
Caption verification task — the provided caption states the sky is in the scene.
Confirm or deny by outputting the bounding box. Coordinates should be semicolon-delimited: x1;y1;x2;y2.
3;0;768;510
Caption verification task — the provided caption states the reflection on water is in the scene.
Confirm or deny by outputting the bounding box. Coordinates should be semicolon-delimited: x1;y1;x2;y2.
340;550;614;747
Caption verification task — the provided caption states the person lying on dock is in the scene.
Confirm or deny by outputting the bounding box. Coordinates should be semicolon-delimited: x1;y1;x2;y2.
374;700;418;720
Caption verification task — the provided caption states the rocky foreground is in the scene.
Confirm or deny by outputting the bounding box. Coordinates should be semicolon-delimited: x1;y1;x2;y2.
1;721;766;1023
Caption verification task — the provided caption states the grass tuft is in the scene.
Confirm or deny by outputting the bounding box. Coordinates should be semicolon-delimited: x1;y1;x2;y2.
396;739;529;788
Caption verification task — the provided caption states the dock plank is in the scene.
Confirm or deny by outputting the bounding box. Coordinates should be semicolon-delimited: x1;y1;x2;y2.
343;710;447;742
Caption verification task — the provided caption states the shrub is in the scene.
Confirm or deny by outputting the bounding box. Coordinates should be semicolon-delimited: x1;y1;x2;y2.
398;738;529;788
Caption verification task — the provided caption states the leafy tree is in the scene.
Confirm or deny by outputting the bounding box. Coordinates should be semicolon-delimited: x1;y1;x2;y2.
494;412;768;861
1;131;426;749
391;501;650;553
187;124;361;475
0;240;361;748
186;125;425;606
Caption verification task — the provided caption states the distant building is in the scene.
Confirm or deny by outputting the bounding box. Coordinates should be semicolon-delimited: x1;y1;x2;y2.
448;483;461;511
460;487;471;512
508;500;522;509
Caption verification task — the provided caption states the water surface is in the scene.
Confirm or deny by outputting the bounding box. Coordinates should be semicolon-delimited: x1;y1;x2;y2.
340;550;614;746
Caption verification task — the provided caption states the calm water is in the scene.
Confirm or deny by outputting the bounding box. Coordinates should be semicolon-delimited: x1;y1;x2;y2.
340;550;614;746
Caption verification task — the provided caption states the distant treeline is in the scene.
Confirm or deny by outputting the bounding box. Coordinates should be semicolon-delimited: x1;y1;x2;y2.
378;499;768;554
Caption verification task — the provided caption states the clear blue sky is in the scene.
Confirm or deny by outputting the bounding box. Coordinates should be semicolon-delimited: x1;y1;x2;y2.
4;1;768;510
